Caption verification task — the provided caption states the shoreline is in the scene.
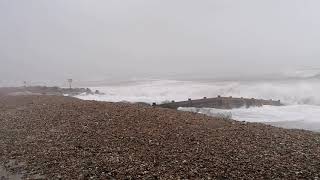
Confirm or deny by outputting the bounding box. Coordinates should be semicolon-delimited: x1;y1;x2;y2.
1;86;319;132
265;120;320;132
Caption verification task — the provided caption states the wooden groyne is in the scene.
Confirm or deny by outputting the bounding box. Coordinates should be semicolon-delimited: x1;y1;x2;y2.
155;96;282;109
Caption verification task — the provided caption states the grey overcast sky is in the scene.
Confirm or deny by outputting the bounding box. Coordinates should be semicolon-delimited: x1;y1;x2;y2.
1;0;320;82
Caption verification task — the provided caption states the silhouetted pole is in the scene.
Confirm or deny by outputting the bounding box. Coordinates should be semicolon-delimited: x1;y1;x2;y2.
68;79;73;89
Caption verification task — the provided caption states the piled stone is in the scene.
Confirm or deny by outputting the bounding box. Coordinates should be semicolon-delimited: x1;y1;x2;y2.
0;96;319;179
0;86;104;97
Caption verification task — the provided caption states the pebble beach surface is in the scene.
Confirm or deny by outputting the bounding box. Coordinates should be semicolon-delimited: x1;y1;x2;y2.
0;95;320;179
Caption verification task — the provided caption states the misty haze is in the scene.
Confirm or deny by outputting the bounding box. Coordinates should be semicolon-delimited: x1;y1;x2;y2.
1;0;320;179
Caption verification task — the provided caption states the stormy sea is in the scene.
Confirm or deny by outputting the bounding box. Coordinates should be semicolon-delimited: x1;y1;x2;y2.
74;69;320;132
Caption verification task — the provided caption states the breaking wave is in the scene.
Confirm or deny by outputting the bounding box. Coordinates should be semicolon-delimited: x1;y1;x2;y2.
75;76;320;131
179;105;320;123
77;78;320;105
283;68;320;79
178;104;320;131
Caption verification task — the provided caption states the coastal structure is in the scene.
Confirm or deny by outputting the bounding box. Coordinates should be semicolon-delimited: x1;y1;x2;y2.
0;86;103;97
156;96;282;109
67;79;73;89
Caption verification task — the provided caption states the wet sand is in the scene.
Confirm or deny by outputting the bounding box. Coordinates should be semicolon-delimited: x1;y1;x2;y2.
0;95;320;179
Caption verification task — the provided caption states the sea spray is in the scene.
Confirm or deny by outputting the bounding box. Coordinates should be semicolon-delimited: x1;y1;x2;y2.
76;79;320;105
75;77;320;131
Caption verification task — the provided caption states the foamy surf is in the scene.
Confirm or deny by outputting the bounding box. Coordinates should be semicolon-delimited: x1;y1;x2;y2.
76;78;320;105
178;105;320;131
75;77;320;131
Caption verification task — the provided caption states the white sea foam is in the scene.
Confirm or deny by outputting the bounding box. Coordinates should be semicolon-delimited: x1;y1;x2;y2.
179;105;320;123
75;76;320;131
77;79;320;105
178;105;320;131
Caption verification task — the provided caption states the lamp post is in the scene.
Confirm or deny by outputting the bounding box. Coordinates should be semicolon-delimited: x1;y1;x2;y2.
67;79;73;89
